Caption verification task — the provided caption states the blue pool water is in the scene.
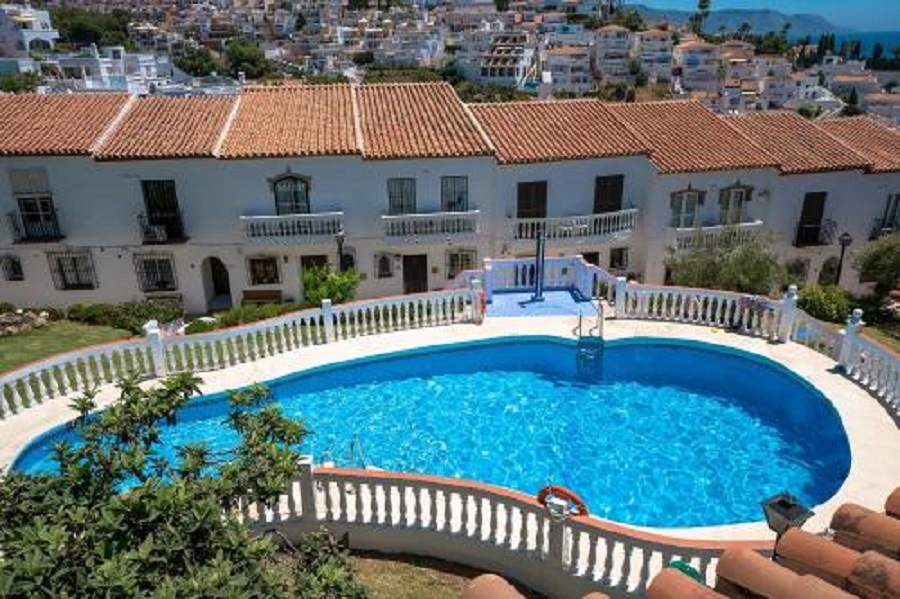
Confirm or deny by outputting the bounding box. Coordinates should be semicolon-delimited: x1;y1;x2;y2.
13;337;851;528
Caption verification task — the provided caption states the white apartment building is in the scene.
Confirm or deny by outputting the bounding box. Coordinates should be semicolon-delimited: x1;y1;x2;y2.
0;3;58;57
594;24;633;84
635;28;673;82
673;40;720;93
542;45;592;96
0;86;898;315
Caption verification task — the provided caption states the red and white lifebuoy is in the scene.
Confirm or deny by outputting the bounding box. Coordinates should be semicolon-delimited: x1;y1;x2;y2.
537;485;589;517
480;289;487;317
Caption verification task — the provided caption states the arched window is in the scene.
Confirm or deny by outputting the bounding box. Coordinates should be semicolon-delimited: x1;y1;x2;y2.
818;257;840;286
375;253;393;279
272;176;310;215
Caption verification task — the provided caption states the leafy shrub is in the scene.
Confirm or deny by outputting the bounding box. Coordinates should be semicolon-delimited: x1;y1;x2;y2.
293;530;368;599
31;306;64;320
302;267;361;305
184;319;218;335
66;299;184;334
798;285;851;323
666;236;787;296
854;232;900;297
0;301;15;314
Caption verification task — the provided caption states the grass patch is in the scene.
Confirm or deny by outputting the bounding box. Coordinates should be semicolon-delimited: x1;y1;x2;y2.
863;323;900;354
0;320;132;373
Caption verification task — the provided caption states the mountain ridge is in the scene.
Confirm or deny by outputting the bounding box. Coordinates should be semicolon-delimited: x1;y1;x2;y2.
630;4;854;37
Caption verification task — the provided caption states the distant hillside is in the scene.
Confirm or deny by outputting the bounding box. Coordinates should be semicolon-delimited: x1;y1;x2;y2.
630;4;853;38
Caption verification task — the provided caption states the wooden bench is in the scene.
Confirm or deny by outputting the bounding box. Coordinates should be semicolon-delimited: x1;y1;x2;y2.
242;289;283;305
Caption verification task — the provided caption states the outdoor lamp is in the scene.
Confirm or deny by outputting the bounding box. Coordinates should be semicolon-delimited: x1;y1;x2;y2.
836;232;853;286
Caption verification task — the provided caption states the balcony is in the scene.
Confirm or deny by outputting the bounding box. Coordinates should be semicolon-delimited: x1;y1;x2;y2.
7;211;64;243
240;212;344;243
381;210;480;243
669;219;765;252
138;212;188;244
511;209;637;244
794;219;836;248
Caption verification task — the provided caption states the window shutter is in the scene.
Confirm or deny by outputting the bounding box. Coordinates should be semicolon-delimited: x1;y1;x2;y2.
8;169;50;195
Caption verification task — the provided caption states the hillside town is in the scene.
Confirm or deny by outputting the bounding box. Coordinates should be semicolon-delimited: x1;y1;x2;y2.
0;0;898;123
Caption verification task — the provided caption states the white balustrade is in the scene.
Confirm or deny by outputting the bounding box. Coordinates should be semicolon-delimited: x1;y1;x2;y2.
512;209;637;242
382;210;479;239
669;220;765;252
240;212;344;241
240;463;767;598
791;309;844;361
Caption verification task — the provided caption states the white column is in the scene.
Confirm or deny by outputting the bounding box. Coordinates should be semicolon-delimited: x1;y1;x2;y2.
482;258;494;303
614;276;628;319
838;308;864;372
471;278;484;324
321;299;335;343
777;284;799;343
297;455;317;520
142;320;166;378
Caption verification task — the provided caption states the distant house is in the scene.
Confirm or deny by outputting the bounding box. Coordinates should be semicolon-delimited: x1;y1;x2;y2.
594;24;634;84
0;3;58;58
673;40;719;93
542;45;592;96
635;28;674;82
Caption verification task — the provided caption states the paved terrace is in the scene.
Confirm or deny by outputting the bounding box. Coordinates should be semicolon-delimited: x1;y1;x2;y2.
1;315;898;542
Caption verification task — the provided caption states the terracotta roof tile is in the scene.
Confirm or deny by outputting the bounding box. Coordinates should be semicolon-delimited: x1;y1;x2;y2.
0;93;129;156
725;111;870;175
220;85;358;159
469;100;649;164
357;82;493;160
96;95;234;160
818;117;900;173
606;101;779;174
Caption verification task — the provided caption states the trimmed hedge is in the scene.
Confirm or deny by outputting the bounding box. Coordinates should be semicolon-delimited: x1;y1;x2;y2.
797;285;851;324
66;300;184;334
185;302;307;334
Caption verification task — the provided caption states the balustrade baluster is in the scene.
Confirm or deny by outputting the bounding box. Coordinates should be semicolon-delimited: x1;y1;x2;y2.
324;481;335;521
570;529;583;574
385;484;394;525
338;481;348;521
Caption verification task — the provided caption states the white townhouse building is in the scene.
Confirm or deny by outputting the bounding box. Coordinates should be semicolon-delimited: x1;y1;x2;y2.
635;28;673;83
593;24;634;84
673;40;720;93
0;3;58;57
542;45;592;96
0;85;898;315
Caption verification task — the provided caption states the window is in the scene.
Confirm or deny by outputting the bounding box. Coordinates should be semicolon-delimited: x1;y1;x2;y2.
670;190;704;228
16;197;60;240
140;180;184;241
594;175;624;214
517;181;547;218
881;193;900;230
47;250;97;290
375;252;394;279
609;247;629;271
388;178;416;215
273;175;310;215
719;186;751;225
248;256;281;285
441;176;469;212
1;256;23;281
134;253;177;292
301;255;328;271
446;248;477;280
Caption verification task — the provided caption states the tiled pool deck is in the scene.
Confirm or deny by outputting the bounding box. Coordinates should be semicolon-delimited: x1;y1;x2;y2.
487;290;594;317
1;315;898;542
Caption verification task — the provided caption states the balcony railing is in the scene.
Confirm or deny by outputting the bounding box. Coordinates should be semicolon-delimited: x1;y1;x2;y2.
794;219;836;248
670;219;765;252
240;212;344;242
869;217;897;240
6;211;64;243
511;208;637;242
138;211;187;244
382;210;480;240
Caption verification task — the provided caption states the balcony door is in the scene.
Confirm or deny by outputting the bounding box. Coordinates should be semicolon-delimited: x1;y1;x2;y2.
593;175;623;214
797;192;826;245
141;180;184;240
517;181;547;219
402;254;428;294
17;197;59;240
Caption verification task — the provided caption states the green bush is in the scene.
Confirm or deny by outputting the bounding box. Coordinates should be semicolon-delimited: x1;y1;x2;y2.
302;267;361;305
31;306;65;320
184;319;218;335
186;302;306;334
798;285;852;323
0;301;15;314
293;530;368;599
66;300;184;334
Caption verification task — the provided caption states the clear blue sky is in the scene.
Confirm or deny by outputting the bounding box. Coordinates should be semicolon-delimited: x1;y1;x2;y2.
634;0;900;32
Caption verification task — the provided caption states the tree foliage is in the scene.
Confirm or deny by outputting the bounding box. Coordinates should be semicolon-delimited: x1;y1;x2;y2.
665;236;787;296
854;233;900;297
612;7;645;32
50;7;134;49
797;285;851;323
0;71;42;93
0;374;367;597
175;45;224;77
302;266;362;305
225;38;278;79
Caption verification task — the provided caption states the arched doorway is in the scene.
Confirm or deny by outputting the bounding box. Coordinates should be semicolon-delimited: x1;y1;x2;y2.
818;256;840;286
201;257;232;312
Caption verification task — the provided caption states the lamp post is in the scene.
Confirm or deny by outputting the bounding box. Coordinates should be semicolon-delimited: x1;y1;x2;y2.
334;230;346;272
836;232;852;287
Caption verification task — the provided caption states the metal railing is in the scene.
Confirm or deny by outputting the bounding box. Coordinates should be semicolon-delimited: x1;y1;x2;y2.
6;211;64;243
793;219;836;247
138;211;187;244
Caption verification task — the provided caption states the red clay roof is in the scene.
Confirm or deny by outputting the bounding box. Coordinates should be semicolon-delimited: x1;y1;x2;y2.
725;112;870;175
817;117;900;173
469;100;649;164
219;85;359;159
356;82;493;160
606;101;779;174
0;93;129;156
96;95;235;160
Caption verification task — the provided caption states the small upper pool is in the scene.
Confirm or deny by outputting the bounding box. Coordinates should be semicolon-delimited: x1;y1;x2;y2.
13;337;851;528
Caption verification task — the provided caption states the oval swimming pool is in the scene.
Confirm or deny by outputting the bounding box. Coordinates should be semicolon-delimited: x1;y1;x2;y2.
13;336;851;528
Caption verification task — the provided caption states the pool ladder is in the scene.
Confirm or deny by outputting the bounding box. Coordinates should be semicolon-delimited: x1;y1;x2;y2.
349;433;368;468
575;299;604;379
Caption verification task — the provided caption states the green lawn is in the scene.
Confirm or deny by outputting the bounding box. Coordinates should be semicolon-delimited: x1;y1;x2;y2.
864;323;900;354
0;320;133;373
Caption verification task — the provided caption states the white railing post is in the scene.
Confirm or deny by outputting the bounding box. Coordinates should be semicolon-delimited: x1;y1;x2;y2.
482;258;494;303
321;299;335;343
547;515;565;565
298;455;317;520
778;284;798;343
838;308;864;372
614;277;628;318
142;320;166;378
471;278;485;324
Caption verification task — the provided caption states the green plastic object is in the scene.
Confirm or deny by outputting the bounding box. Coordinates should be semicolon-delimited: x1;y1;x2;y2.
667;560;705;585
